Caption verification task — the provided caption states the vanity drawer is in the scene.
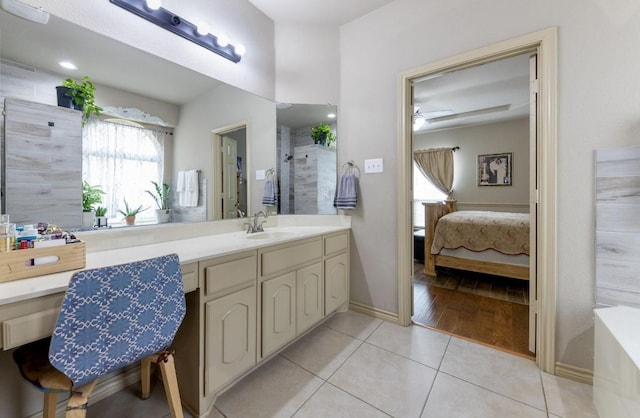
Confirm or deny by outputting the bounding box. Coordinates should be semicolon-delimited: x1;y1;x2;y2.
181;262;198;293
259;237;322;278
324;231;349;257
201;252;257;298
0;293;65;350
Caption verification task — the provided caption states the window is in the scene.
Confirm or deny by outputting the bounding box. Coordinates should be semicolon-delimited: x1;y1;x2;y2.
413;161;447;228
83;119;168;224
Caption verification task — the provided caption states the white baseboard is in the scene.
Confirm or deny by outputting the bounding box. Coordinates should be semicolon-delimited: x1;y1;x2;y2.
555;362;593;385
349;301;399;323
28;365;140;418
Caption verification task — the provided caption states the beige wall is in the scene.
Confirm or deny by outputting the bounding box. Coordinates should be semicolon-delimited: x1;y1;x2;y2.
340;0;640;372
413;118;530;206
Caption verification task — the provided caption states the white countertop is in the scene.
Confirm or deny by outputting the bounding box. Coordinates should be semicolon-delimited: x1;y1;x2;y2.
0;222;349;306
595;305;640;371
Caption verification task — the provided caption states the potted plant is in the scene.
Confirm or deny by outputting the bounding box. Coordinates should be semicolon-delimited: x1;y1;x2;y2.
310;123;336;147
82;181;105;228
117;199;148;226
56;76;103;126
145;180;171;223
94;206;108;228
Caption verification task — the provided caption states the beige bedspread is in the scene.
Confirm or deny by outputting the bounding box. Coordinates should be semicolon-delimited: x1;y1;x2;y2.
431;211;530;256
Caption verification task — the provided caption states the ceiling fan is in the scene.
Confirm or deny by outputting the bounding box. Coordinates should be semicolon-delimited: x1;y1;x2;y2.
412;106;453;131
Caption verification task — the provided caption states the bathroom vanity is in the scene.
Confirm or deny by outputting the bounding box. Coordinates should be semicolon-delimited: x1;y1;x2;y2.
0;217;350;417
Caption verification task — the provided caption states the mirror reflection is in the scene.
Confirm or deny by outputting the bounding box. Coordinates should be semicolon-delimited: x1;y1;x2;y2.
276;103;337;215
0;11;336;230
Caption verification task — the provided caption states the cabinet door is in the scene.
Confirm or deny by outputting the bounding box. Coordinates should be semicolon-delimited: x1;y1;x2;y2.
296;262;323;334
325;253;349;314
205;286;256;396
262;271;296;357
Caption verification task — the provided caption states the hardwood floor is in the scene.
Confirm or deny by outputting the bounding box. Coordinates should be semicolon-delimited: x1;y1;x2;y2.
412;263;534;359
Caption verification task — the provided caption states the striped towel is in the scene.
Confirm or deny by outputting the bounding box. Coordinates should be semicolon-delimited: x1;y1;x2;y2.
262;174;279;206
334;173;358;210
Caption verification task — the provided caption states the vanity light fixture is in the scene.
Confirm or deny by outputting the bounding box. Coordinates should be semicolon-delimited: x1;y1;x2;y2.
109;0;244;63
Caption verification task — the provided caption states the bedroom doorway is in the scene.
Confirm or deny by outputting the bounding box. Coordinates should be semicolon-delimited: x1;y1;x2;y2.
410;52;534;358
396;28;558;374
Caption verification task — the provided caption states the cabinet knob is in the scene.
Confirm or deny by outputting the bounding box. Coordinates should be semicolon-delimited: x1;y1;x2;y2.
48;121;55;127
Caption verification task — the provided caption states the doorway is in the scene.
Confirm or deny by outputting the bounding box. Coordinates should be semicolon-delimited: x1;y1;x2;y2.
410;52;534;358
212;124;248;219
396;28;558;373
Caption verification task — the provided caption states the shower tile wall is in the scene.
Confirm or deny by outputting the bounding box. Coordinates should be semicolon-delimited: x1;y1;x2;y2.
594;146;640;308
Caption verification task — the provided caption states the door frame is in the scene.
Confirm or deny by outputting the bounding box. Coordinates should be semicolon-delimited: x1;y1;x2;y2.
211;122;249;220
396;28;557;373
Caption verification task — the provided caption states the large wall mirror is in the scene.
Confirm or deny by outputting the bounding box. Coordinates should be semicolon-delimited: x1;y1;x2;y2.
0;10;338;230
276;103;338;215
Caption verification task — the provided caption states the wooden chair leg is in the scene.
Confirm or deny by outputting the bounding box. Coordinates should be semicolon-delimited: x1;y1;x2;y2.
65;380;98;418
157;353;184;418
141;356;153;399
43;392;57;418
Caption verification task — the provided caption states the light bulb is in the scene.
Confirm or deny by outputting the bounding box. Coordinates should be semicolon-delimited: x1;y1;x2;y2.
146;0;161;10
58;61;77;70
196;22;209;36
327;113;336;118
234;43;246;56
216;33;229;47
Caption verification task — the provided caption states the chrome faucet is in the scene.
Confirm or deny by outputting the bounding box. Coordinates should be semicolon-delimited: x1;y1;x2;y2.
253;210;267;232
236;208;246;218
243;210;268;233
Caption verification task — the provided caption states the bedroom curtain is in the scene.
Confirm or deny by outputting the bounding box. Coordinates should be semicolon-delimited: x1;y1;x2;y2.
413;147;455;200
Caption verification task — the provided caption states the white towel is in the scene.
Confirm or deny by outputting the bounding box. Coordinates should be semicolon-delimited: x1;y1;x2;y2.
176;170;186;192
334;173;358;210
262;172;278;207
178;169;199;207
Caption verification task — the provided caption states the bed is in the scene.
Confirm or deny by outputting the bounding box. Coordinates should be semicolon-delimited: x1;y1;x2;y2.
422;202;530;280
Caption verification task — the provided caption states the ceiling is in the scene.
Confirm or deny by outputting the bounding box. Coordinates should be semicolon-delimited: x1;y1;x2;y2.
276;103;337;129
248;0;395;25
412;54;531;133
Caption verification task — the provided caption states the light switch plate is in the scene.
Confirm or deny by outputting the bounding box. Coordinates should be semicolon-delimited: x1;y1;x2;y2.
255;169;265;180
364;158;384;173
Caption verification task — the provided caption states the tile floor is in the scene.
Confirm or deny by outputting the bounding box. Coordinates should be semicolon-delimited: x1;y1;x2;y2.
90;310;599;418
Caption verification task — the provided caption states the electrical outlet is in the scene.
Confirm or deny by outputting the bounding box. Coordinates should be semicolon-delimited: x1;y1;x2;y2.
364;158;384;173
255;169;265;180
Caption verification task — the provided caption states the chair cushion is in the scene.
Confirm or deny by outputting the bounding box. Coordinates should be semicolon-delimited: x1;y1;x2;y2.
13;337;72;392
48;253;186;387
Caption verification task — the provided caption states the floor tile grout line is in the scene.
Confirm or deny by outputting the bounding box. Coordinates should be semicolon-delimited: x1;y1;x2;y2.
437;369;549;413
322;381;395;417
538;369;551;416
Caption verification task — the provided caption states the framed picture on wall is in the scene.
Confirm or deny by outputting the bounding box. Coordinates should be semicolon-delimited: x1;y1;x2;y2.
477;152;512;186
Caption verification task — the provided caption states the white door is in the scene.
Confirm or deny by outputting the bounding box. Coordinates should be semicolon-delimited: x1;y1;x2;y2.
529;53;539;354
222;136;238;219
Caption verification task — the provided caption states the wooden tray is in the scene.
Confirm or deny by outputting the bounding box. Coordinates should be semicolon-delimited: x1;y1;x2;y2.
0;241;86;283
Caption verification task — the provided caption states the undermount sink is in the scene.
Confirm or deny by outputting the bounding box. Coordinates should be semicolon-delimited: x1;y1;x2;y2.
245;230;296;240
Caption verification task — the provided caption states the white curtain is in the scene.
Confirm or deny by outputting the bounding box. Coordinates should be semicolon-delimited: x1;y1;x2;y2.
83;119;171;223
413;147;455;199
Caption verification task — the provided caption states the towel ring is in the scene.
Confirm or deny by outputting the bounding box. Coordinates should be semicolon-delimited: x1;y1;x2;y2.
341;161;360;176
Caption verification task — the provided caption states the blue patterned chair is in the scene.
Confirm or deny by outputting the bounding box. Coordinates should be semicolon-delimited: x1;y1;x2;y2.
13;253;186;418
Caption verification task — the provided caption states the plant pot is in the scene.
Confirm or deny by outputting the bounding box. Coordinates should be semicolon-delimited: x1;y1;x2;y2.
95;216;108;228
125;216;136;226
82;211;95;229
155;209;171;224
56;86;74;109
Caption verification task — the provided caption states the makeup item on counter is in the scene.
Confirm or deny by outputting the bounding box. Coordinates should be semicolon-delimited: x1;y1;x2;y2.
0;222;16;252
